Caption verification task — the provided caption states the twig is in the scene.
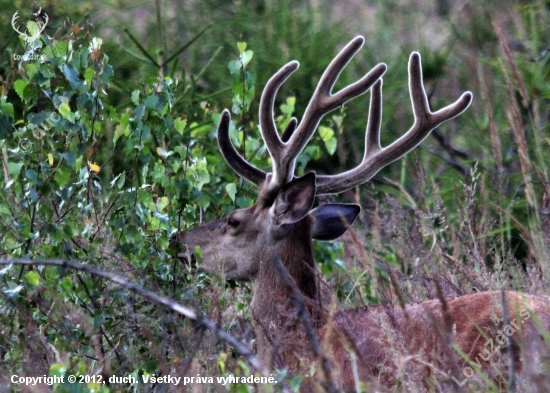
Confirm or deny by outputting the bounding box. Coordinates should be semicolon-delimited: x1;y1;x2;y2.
195;46;223;81
434;278;464;393
162;24;212;66
501;290;517;392
123;28;158;67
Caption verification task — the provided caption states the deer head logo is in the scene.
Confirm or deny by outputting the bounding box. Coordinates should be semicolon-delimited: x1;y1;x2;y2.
11;10;49;49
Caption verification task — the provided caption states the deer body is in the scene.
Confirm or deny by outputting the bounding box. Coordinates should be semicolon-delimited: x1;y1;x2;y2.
174;37;550;391
328;291;550;390
180;201;550;390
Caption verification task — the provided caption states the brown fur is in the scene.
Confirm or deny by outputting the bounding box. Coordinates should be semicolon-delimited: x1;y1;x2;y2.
178;208;550;391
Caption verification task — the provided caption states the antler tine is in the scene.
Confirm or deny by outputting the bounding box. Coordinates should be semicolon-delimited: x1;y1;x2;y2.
256;61;299;196
260;36;387;197
316;52;473;195
364;79;383;157
259;61;300;156
217;110;267;186
281;118;298;143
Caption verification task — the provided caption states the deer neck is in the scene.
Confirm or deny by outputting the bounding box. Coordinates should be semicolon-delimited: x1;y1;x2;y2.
250;217;322;370
252;217;317;310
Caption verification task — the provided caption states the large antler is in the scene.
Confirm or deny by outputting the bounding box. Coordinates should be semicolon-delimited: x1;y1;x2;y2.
218;36;387;198
315;52;472;194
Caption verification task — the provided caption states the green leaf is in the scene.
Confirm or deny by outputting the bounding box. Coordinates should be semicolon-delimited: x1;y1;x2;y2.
134;103;145;123
84;67;95;85
120;113;130;129
50;363;66;377
226;183;237;202
318;126;334;141
236;196;254;208
2;102;14;119
157;196;169;212
26;271;40;287
228;59;242;75
155;94;168;114
54;167;71;187
241;50;253;68
131;90;140;105
53;41;68;57
26;21;41;37
194;158;210;191
174;117;187;135
110;171;126;189
237;42;247;54
25;169;41;185
60;151;77;167
143;95;159;109
60;276;72;292
7;162;23;176
319;126;337;155
235;385;249;393
40;65;55;79
0;113;13;139
194;246;203;258
101;64;114;84
62;64;82;89
280;105;294;116
58;102;73;122
197;194;210;209
332;115;343;128
280;97;295;115
117;171;126;188
14;80;30;100
25;63;39;80
63;223;78;237
153;212;169;224
325;138;337;155
157;235;169;250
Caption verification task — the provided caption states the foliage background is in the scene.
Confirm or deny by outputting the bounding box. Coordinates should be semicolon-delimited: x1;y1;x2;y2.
1;0;550;391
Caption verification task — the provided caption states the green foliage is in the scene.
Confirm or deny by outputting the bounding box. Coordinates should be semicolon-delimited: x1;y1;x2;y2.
0;10;231;390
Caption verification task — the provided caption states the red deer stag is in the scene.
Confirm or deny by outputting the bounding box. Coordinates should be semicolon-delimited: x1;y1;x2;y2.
174;36;550;391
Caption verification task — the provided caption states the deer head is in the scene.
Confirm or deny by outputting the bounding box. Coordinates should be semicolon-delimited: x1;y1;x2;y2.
175;36;472;288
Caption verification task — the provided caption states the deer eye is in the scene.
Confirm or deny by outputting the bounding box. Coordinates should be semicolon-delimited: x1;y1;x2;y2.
227;217;240;229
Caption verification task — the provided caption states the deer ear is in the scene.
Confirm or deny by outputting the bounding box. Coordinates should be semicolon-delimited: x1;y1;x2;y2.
270;172;316;225
310;204;360;241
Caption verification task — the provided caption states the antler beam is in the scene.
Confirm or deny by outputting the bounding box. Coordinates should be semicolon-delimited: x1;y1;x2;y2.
218;36;387;198
316;52;473;195
259;36;387;197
